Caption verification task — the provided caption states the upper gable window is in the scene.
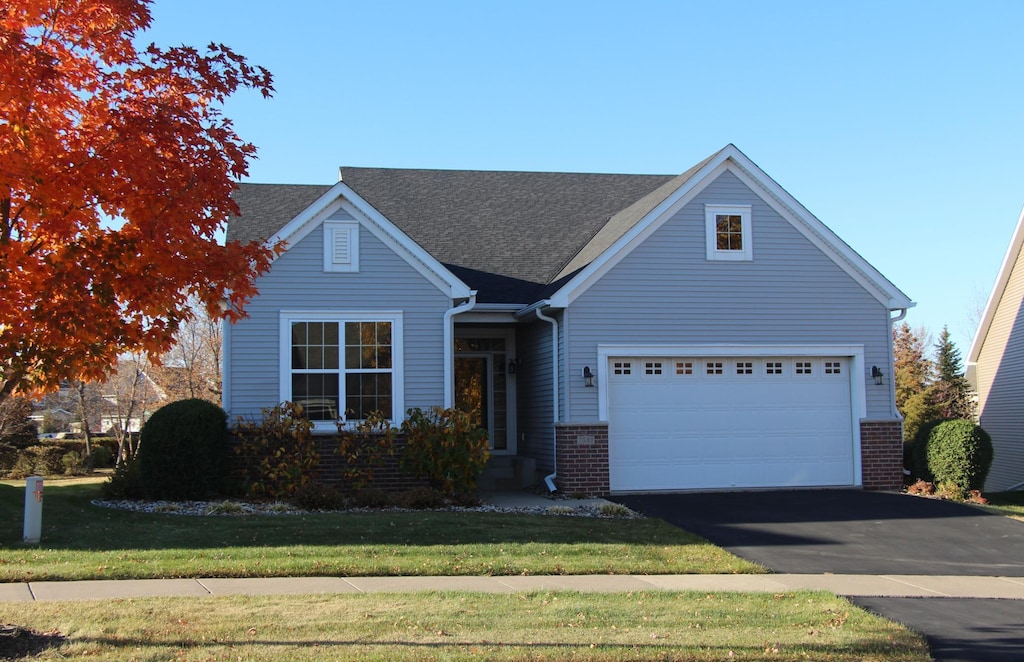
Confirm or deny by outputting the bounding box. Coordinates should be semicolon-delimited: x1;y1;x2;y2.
323;221;360;273
705;204;752;261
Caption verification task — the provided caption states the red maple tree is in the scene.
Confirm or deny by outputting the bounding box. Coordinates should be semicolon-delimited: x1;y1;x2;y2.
0;0;280;401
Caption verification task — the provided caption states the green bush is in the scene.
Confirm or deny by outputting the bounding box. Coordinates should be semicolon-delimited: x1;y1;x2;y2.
914;419;993;498
232;402;319;499
61;451;85;475
137;399;229;500
90;444;114;468
101;460;145;500
350;486;393;509
400;407;490;495
910;418;947;481
291;481;346;511
394;486;446;509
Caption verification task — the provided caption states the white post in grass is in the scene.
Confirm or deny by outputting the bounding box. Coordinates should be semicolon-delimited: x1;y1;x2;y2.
23;476;43;544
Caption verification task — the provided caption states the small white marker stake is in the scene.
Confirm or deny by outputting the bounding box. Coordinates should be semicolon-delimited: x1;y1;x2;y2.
24;476;43;544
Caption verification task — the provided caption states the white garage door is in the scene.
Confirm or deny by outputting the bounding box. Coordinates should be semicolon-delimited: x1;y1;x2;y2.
608;356;855;492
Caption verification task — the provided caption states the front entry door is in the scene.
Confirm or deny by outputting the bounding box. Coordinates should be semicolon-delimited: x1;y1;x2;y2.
455;354;493;445
454;333;514;452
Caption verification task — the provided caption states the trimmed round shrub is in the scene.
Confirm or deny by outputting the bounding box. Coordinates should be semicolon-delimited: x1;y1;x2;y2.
910;418;947;481
137;399;228;500
915;419;993;496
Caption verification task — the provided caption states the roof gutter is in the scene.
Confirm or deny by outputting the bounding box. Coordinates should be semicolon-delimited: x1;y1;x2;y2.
443;292;477;408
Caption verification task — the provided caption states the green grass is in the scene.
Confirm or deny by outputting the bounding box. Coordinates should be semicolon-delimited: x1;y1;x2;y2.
0;479;762;581
0;590;930;661
981;490;1024;520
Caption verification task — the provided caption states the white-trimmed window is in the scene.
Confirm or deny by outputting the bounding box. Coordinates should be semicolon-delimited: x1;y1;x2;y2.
705;204;752;261
323;221;360;272
280;312;403;430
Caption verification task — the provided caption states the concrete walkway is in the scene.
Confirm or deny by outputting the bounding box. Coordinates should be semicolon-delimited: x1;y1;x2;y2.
4;573;1024;602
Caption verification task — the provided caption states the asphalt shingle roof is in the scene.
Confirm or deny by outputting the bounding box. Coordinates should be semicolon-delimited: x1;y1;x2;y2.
228;167;701;303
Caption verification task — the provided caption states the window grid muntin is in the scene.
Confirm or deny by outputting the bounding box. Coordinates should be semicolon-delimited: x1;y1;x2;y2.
736;361;753;375
715;214;744;251
796;361;813;375
614;361;632;375
288;319;394;423
706;361;724;375
645;361;663;375
676;361;693;375
825;361;842;374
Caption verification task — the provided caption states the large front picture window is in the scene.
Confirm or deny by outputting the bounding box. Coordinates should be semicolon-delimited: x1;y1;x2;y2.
281;313;401;427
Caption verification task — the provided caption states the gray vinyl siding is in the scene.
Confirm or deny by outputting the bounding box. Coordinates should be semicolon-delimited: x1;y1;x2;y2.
975;246;1024;491
566;170;895;422
227;208;450;422
516;316;560;472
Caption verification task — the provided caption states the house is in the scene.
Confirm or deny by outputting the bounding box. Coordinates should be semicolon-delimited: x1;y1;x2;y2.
967;207;1024;492
224;144;913;495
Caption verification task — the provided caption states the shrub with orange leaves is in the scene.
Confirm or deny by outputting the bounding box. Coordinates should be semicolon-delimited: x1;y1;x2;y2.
0;0;280;401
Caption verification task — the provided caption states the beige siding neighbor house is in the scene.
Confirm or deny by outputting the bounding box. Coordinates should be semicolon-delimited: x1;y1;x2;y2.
967;207;1024;492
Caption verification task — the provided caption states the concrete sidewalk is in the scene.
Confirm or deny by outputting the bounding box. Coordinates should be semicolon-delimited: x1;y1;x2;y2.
3;574;1024;602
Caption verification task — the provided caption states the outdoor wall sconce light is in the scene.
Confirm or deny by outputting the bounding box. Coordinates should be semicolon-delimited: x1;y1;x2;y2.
582;366;595;387
507;357;520;374
871;365;884;386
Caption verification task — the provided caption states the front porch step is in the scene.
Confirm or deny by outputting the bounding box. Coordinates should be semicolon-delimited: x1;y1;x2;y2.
478;455;537;491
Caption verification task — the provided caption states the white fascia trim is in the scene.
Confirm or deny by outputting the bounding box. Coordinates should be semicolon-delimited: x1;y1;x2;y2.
265;182;472;300
548;145;914;311
279;310;405;433
967;205;1024;365
595;343;867;422
722;159;913;310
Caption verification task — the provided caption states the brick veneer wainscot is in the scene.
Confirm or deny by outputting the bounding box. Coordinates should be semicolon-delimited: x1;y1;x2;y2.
859;419;904;491
554;423;610;495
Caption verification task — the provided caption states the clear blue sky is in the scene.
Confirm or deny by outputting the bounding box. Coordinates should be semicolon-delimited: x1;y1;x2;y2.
145;0;1023;355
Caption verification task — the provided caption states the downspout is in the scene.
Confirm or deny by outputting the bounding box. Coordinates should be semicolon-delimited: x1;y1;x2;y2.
888;308;909;418
535;306;560;493
443;292;477;408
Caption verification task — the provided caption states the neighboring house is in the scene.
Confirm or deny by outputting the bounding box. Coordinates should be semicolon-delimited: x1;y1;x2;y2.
100;362;168;435
225;144;913;495
967;207;1024;492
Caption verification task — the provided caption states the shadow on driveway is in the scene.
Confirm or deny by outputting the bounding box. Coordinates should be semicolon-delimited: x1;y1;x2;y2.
613;490;1024;576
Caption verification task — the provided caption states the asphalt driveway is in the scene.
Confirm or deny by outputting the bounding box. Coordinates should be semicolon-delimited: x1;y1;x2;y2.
613;489;1024;575
613;490;1024;661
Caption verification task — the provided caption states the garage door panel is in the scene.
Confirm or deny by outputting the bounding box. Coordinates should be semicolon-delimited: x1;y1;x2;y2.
608;355;856;492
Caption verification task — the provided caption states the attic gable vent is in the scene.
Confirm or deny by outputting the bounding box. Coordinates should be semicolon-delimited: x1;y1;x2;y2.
323;221;359;273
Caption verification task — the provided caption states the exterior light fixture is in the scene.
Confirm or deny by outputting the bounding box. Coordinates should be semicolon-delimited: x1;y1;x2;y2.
507;357;520;374
582;366;595;387
871;365;884;386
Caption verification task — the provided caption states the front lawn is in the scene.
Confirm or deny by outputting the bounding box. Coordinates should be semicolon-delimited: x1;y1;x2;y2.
0;590;930;661
0;479;762;581
981;491;1024;520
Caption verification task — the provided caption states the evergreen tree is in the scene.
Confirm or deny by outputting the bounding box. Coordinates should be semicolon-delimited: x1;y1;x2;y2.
893;323;938;441
932;326;974;420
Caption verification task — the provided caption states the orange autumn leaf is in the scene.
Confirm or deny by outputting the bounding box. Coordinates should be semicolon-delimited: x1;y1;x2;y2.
0;0;281;400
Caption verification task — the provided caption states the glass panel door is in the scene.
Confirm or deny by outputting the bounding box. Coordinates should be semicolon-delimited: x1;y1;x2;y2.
455;355;493;445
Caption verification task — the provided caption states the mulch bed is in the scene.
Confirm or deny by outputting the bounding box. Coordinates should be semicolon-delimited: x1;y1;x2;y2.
0;624;65;660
